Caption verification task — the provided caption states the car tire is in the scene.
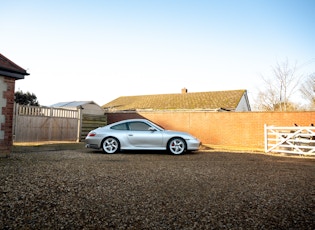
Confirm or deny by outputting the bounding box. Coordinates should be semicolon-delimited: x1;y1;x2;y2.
168;137;186;155
102;137;120;154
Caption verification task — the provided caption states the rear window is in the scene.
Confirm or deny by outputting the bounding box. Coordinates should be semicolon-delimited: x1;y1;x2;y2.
111;123;128;130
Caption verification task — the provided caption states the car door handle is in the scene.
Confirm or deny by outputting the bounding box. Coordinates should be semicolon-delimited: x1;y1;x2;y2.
128;134;133;136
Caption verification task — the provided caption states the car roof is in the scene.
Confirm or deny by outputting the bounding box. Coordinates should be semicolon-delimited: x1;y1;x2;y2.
117;119;148;123
110;119;150;125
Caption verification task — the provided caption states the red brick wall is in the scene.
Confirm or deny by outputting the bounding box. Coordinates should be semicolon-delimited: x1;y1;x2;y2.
106;111;315;150
0;77;16;156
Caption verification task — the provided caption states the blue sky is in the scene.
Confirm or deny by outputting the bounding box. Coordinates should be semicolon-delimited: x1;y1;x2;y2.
1;0;314;106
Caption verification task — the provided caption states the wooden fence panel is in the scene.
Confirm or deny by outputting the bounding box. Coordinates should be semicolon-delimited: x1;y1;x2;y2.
81;114;107;140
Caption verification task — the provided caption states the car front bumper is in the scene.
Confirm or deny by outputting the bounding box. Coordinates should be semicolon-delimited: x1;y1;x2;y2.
186;138;201;151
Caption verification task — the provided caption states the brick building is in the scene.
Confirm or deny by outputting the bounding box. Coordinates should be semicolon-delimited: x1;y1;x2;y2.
0;53;29;156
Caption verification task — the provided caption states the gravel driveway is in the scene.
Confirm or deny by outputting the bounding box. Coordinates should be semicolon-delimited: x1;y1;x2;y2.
1;147;314;229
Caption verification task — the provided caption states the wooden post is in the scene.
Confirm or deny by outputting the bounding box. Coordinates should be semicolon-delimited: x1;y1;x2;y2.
76;108;83;142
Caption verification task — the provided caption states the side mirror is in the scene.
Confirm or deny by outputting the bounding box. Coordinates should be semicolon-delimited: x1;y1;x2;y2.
148;127;157;131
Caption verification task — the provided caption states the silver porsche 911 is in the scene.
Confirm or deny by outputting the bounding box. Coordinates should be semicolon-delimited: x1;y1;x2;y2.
85;119;200;155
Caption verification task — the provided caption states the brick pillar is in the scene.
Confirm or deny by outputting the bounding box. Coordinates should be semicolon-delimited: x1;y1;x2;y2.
0;76;15;157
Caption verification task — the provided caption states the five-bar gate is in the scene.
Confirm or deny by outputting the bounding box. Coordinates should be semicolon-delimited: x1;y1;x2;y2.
264;124;315;156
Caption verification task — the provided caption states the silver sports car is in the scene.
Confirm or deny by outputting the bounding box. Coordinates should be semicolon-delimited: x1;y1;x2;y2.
85;119;200;155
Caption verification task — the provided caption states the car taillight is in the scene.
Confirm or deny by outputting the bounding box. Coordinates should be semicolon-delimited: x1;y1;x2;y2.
88;132;96;137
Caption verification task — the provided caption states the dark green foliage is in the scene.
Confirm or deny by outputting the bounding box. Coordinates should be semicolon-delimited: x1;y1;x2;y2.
15;90;40;106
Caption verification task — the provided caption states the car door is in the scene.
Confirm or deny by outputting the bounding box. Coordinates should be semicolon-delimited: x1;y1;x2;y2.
126;121;163;148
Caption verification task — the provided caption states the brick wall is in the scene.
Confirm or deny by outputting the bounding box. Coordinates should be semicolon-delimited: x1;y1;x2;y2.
106;111;315;150
0;76;16;156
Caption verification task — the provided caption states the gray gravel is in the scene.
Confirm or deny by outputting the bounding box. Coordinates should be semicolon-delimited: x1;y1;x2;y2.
1;149;314;229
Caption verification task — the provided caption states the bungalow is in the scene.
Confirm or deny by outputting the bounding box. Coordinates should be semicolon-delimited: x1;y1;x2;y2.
102;89;251;112
0;53;29;156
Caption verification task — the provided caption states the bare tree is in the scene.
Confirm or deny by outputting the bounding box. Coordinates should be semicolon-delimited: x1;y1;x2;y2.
255;59;303;111
300;73;315;110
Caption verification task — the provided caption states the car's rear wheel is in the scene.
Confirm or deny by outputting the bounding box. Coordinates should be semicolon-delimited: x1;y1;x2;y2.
168;138;186;155
102;137;119;154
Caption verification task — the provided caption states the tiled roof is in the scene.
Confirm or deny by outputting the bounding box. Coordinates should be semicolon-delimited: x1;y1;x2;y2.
102;90;247;111
0;53;28;75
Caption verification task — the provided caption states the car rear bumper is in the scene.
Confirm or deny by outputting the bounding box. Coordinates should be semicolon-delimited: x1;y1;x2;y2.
85;138;101;149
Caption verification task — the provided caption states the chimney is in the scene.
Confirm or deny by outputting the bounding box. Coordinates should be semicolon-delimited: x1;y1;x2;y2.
181;88;188;94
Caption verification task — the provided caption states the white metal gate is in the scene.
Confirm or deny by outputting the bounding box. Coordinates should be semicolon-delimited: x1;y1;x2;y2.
264;124;315;156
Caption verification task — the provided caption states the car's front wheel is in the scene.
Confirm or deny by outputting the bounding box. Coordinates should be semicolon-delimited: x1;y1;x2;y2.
168;138;186;155
102;137;120;154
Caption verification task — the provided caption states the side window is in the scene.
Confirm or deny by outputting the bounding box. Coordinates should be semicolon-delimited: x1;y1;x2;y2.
128;122;151;131
111;123;128;130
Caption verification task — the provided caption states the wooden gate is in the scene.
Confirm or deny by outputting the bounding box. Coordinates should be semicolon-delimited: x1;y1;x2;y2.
14;104;81;142
264;124;315;156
